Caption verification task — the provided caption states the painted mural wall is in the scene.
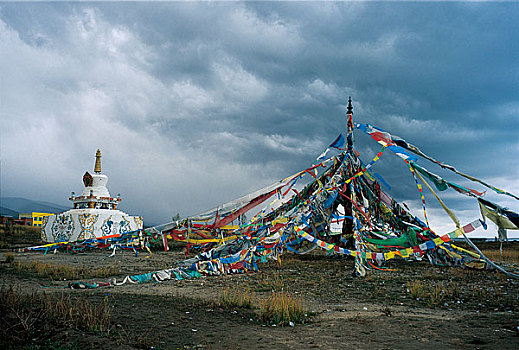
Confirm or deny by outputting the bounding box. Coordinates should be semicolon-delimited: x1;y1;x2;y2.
41;209;143;243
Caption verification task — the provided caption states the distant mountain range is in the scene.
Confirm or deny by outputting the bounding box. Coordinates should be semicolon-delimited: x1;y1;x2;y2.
0;206;19;217
0;197;70;217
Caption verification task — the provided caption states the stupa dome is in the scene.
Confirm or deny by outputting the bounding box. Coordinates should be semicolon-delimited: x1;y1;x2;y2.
41;149;143;243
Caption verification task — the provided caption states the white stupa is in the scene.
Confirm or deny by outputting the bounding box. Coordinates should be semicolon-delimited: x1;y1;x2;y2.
42;150;143;243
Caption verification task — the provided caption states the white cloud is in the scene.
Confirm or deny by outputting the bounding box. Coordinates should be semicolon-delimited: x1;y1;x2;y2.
166;80;215;119
1;2;517;229
262;133;321;156
212;57;269;106
0;8;277;223
67;8;155;68
378;114;487;143
301;79;352;106
225;7;303;56
352;33;400;61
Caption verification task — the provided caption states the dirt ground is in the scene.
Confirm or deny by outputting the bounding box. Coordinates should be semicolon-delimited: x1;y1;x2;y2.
1;239;519;349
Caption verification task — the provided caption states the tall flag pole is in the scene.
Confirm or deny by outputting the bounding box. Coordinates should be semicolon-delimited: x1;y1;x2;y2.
346;96;354;154
346;97;364;275
342;97;355;250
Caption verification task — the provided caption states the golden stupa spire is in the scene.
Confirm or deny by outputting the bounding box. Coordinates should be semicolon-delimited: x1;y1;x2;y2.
94;149;102;173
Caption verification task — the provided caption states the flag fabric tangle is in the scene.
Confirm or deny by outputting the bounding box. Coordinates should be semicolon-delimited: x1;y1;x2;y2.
32;111;517;289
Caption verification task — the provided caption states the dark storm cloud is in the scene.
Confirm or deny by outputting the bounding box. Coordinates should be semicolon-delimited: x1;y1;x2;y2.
0;2;517;234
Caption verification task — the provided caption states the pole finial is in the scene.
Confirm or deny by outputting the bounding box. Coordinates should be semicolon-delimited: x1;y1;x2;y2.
346;97;354;153
94;149;102;173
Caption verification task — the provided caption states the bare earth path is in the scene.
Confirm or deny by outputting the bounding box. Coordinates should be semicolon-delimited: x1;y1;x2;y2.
1;247;518;349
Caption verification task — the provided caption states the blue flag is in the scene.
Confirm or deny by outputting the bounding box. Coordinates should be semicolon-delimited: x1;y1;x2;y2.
329;133;345;149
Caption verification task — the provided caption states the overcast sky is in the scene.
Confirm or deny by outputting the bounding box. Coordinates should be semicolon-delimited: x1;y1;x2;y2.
1;1;517;237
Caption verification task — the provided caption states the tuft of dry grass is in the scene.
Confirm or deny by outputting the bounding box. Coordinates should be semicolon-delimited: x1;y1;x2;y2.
220;286;255;309
4;252;15;264
258;291;308;326
11;260;120;280
0;285;112;348
257;272;285;292
43;292;112;332
220;284;311;326
407;279;460;307
464;284;518;308
0;224;42;247
480;249;519;264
